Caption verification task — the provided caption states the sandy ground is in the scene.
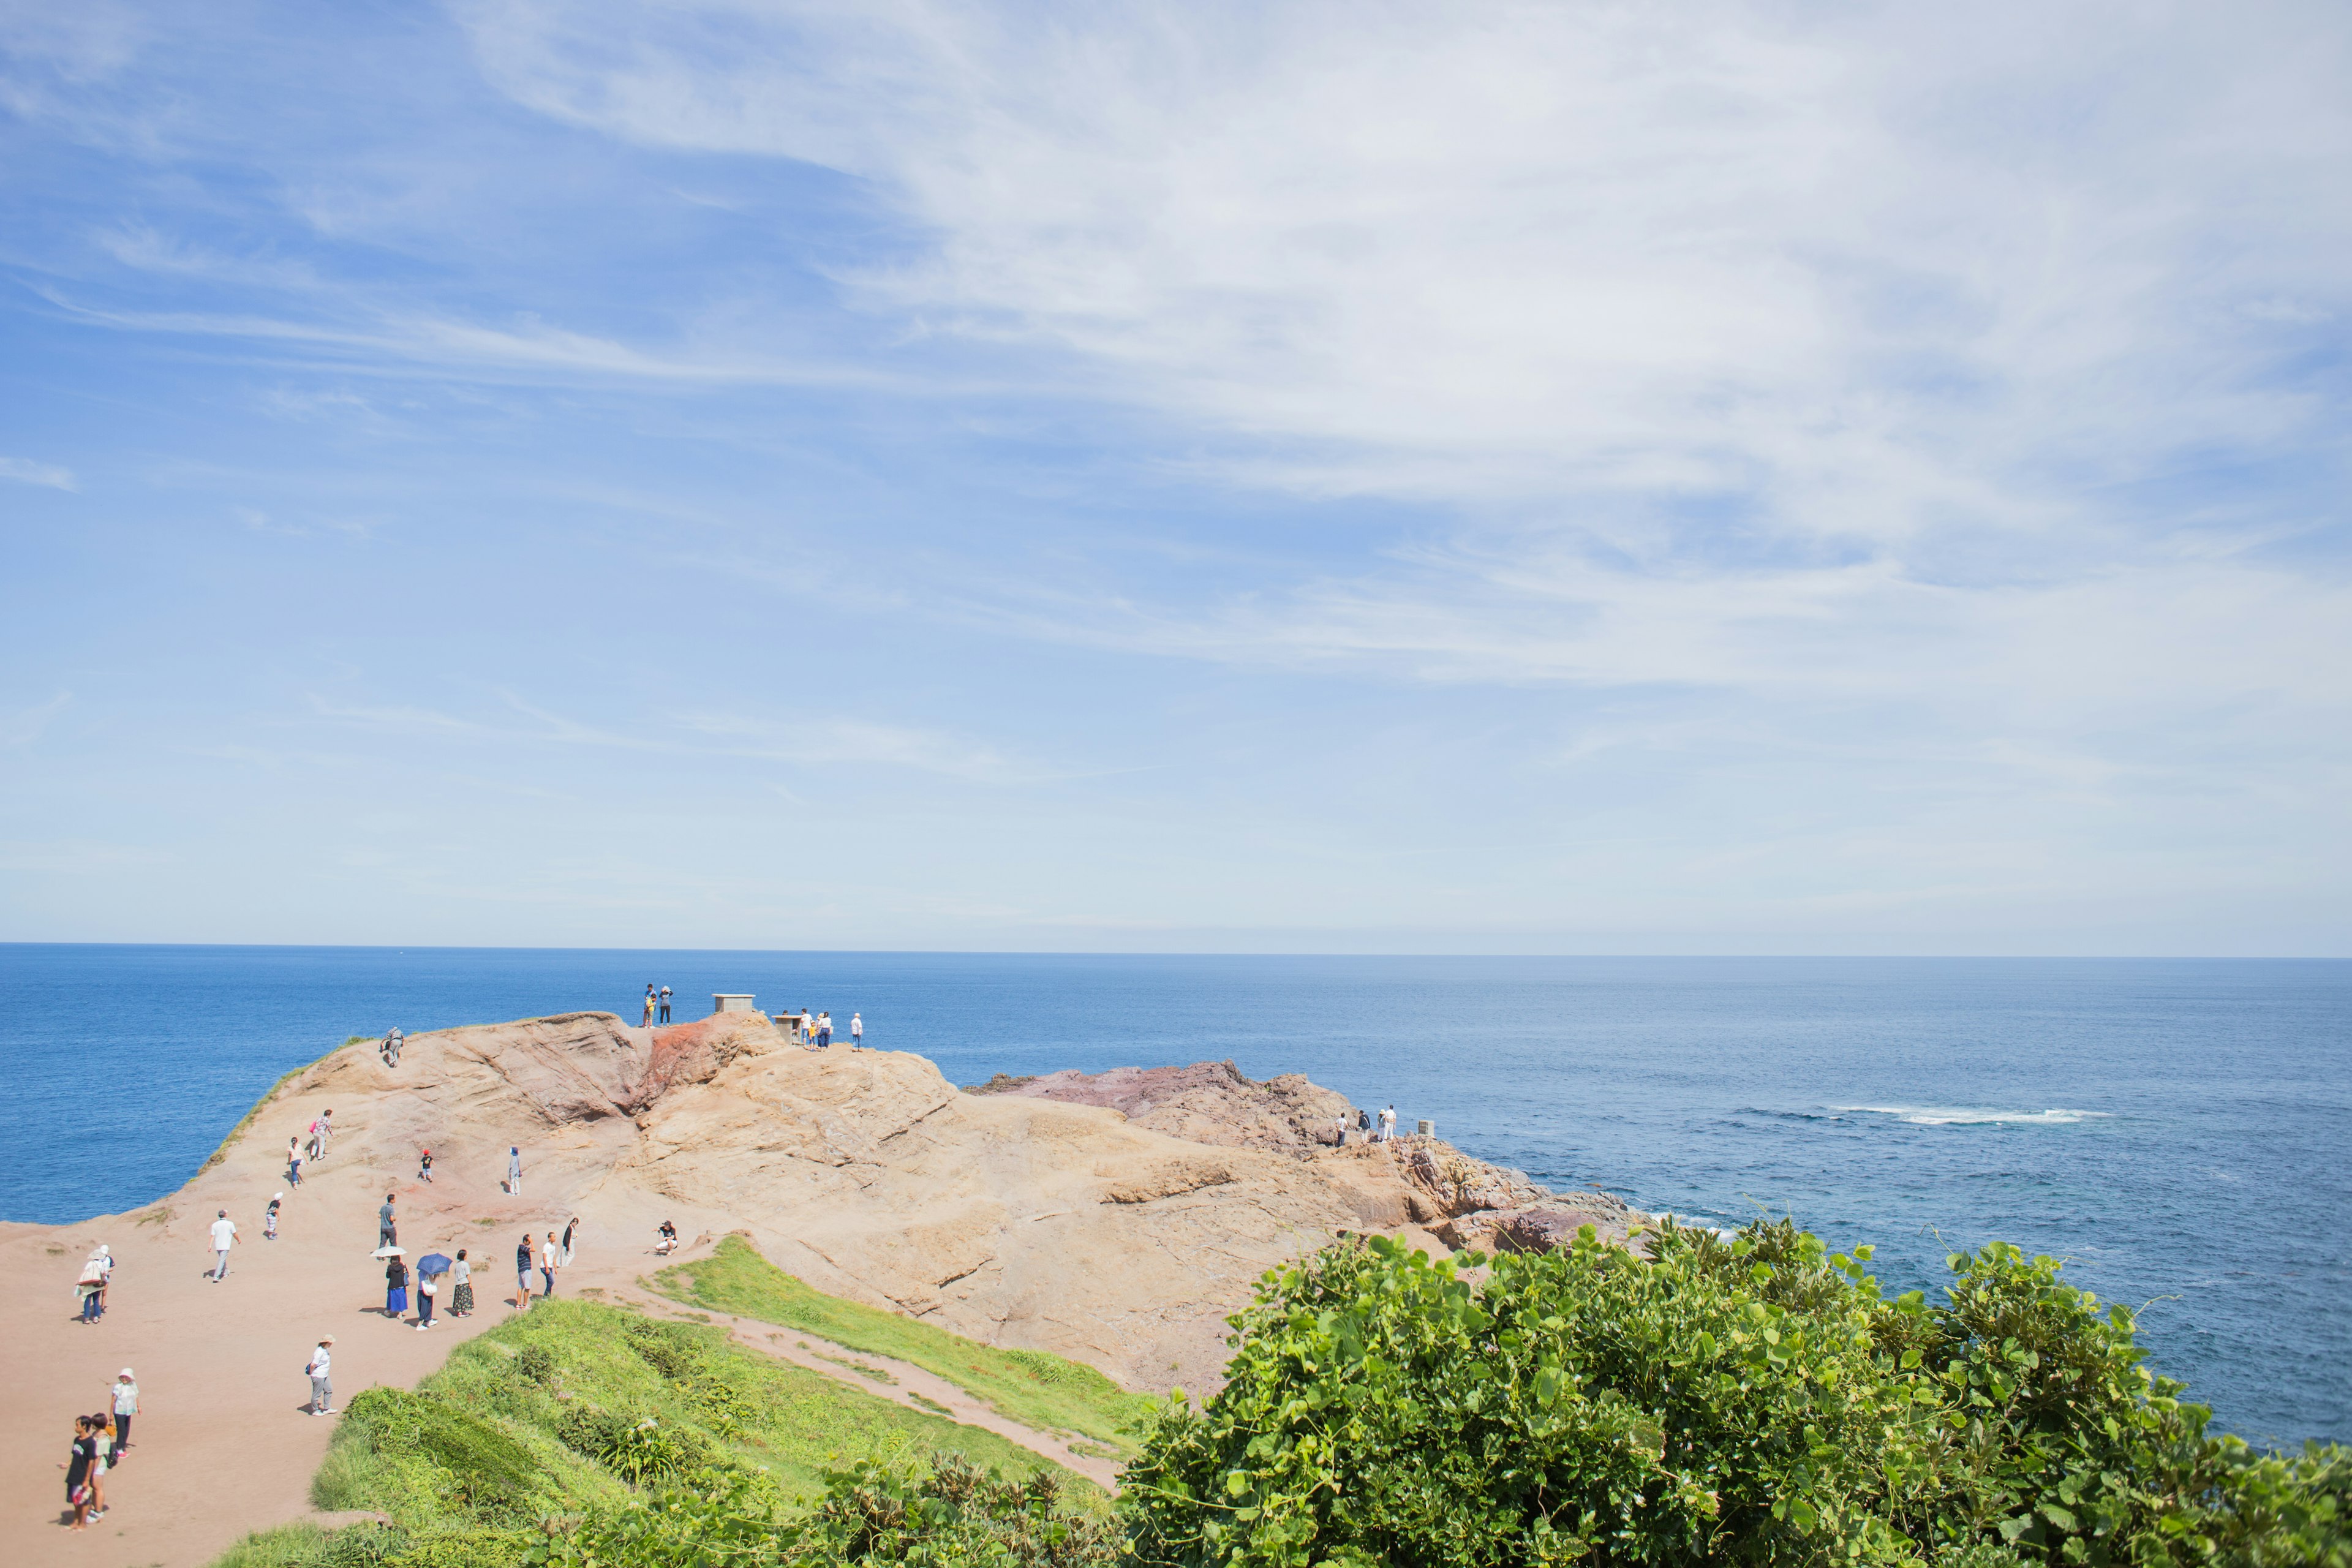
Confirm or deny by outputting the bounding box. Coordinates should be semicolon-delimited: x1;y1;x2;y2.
0;1100;1109;1568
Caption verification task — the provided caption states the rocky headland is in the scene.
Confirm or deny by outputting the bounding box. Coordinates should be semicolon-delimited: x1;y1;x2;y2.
0;1009;1640;1566
282;1011;1638;1390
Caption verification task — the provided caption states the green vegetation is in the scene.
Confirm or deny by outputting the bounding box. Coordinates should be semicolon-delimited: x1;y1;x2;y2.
654;1235;1158;1452
219;1222;2350;1568
1124;1222;2351;1567
208;1298;1096;1568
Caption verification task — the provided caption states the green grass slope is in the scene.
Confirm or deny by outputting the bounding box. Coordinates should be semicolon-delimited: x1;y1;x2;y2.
209;1297;1093;1568
652;1235;1158;1454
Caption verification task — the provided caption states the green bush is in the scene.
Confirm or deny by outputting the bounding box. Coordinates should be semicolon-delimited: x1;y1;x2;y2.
341;1387;545;1517
526;1457;1121;1568
1119;1223;2351;1568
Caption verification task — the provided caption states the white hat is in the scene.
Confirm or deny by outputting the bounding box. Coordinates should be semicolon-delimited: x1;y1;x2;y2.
118;1368;134;1379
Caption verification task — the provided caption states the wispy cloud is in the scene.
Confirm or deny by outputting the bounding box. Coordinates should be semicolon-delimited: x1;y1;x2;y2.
0;455;77;490
1;692;72;745
680;712;1023;783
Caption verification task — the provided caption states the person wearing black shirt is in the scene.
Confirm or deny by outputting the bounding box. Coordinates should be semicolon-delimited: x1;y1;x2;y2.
385;1256;409;1319
516;1235;535;1309
62;1416;97;1530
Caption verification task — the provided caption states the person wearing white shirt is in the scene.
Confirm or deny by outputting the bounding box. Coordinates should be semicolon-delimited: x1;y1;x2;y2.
1377;1106;1396;1143
208;1210;238;1281
850;1012;862;1046
306;1338;334;1415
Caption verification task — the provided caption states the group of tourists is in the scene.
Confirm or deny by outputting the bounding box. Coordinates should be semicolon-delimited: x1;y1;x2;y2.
643;984;672;1025
791;1009;860;1048
59;1373;136;1532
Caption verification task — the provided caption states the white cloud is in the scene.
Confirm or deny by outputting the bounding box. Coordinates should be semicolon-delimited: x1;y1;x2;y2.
682;711;1021;782
458;0;2352;538
0;455;77;490
1;692;72;745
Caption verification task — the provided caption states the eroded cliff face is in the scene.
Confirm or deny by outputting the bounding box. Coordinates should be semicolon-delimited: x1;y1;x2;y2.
271;1013;1636;1393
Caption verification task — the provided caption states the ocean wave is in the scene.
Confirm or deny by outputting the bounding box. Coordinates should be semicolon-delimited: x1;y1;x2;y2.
1831;1104;2113;1127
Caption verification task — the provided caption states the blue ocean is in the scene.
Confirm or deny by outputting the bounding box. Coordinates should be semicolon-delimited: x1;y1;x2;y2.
2;946;2344;1445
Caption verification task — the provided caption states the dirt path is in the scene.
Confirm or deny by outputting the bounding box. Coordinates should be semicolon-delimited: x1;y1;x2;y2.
0;1119;1114;1567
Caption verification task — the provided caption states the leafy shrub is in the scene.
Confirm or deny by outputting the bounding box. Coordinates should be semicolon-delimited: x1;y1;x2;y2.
340;1387;543;1517
514;1343;558;1386
318;1523;407;1568
527;1458;1120;1568
797;1453;1123;1566
622;1317;710;1382
555;1404;718;1487
1120;1224;2352;1568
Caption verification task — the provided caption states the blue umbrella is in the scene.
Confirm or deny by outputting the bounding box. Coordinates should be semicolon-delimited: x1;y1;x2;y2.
415;1253;453;1276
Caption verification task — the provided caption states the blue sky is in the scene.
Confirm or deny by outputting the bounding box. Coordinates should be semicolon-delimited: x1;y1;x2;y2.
2;1;2347;953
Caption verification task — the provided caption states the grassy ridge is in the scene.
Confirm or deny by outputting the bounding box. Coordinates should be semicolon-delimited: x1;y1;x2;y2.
208;1297;1091;1568
652;1235;1158;1453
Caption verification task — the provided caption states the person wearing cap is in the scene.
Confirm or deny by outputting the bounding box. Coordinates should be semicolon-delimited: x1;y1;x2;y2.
306;1338;334;1415
110;1370;138;1460
507;1146;523;1195
77;1243;111;1322
265;1193;282;1240
209;1209;238;1281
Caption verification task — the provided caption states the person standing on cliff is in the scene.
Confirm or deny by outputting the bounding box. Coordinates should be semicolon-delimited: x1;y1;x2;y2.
850;1012;862;1047
110;1370;137;1459
642;984;656;1027
658;986;672;1023
507;1146;522;1196
209;1209;238;1281
1378;1105;1396;1142
514;1234;534;1309
816;1012;833;1048
306;1338;334;1415
377;1194;397;1251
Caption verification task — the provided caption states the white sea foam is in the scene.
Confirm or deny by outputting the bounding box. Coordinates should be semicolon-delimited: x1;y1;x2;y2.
1831;1104;2113;1127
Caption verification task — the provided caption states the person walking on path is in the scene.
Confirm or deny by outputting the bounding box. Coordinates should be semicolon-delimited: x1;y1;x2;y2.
208;1210;238;1281
265;1194;282;1240
450;1250;474;1316
506;1147;522;1196
62;1415;99;1531
306;1338;334;1415
77;1245;110;1322
110;1371;137;1460
377;1194;398;1251
514;1235;534;1309
286;1136;303;1187
540;1231;560;1297
850;1012;862;1046
383;1255;409;1319
658;986;672;1023
418;1148;433;1184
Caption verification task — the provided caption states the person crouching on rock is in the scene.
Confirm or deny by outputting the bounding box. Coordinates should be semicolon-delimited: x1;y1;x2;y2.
655;1219;679;1255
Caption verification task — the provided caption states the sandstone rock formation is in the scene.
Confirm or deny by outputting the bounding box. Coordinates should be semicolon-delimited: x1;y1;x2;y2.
977;1058;1355;1156
263;1013;1637;1393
